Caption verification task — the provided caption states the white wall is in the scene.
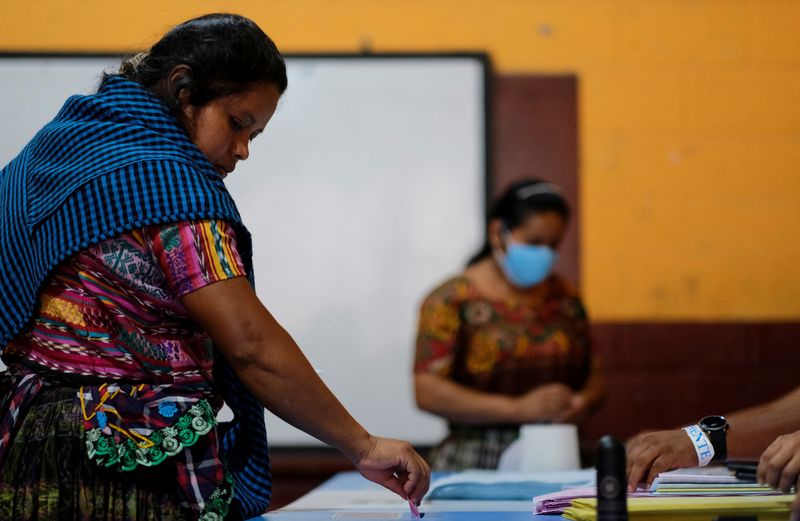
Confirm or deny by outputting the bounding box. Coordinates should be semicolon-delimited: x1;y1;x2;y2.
0;55;487;446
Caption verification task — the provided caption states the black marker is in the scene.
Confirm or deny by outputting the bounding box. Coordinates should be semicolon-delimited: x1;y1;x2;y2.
596;435;628;521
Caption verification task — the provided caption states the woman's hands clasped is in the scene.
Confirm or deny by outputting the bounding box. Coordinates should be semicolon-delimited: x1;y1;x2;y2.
512;383;588;423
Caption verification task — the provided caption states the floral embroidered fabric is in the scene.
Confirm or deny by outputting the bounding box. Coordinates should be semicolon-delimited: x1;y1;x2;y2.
415;275;593;396
84;397;215;471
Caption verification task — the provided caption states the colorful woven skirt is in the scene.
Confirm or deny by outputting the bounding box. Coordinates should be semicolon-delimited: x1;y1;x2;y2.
0;385;192;520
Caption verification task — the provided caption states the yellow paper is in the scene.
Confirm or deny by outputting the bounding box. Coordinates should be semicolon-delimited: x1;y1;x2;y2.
563;494;795;521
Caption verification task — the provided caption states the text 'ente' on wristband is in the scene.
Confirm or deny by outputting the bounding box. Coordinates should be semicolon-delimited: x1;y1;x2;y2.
683;424;715;467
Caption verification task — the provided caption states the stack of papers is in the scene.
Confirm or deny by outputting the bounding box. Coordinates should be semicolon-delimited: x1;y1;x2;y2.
534;487;653;515
650;466;775;495
563;494;795;521
533;465;786;517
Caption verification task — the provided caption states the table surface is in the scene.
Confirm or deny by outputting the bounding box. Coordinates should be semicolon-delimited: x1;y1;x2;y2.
255;471;568;520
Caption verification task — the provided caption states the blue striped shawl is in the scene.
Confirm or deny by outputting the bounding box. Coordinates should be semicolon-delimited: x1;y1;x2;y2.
0;74;272;518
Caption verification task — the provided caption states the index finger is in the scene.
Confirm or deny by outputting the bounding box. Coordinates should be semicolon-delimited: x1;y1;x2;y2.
644;455;672;489
627;445;658;492
405;468;431;504
762;443;795;490
380;473;408;498
758;438;783;484
625;435;649;476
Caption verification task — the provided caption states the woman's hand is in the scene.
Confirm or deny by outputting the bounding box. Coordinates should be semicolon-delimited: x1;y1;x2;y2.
512;383;575;423
351;435;431;505
758;430;800;493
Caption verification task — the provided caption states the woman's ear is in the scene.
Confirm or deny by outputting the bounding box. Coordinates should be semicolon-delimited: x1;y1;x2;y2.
488;218;505;252
166;65;195;134
167;64;193;108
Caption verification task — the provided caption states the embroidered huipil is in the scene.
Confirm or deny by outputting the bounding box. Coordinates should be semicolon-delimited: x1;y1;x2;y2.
414;274;595;469
415;275;592;394
1;219;244;517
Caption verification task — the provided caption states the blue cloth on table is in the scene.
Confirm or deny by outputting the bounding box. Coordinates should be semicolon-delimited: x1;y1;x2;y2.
428;480;590;501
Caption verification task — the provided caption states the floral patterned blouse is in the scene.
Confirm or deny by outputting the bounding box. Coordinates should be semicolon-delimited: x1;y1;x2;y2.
414;274;593;407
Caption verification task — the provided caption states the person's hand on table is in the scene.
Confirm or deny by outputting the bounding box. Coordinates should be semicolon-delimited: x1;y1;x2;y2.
626;429;697;492
757;431;800;520
351;435;431;505
758;431;800;493
513;383;575;423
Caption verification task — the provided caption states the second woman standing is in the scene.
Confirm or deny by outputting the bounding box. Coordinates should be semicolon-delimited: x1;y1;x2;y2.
414;179;605;470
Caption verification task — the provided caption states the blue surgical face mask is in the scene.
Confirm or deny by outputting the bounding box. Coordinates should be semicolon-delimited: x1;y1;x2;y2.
494;234;557;288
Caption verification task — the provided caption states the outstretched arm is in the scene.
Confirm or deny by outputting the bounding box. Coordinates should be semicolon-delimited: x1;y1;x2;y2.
182;276;430;503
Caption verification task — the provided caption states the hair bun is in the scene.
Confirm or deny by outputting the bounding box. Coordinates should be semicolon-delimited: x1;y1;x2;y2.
118;52;149;75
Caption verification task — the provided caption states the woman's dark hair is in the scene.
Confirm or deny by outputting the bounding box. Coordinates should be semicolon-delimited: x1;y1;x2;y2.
467;179;571;266
117;13;287;123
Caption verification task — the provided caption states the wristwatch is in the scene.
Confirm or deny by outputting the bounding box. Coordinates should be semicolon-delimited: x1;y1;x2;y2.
698;415;729;463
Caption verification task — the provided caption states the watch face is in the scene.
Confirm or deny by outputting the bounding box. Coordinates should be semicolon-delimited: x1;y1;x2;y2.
700;415;728;431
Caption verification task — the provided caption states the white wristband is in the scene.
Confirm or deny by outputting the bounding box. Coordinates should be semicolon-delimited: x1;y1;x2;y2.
684;424;715;467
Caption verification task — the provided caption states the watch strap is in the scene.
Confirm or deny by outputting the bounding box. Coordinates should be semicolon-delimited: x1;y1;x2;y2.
707;427;728;463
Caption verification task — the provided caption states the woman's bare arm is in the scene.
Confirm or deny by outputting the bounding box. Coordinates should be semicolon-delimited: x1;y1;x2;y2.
414;372;575;424
182;276;430;502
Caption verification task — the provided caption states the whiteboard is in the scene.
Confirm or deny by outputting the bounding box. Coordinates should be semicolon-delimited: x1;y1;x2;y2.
0;55;487;446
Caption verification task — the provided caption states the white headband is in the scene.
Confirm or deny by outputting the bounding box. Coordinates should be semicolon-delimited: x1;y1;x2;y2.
514;183;563;200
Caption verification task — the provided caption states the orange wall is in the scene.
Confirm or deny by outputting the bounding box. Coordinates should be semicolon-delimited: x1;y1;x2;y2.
2;0;799;321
